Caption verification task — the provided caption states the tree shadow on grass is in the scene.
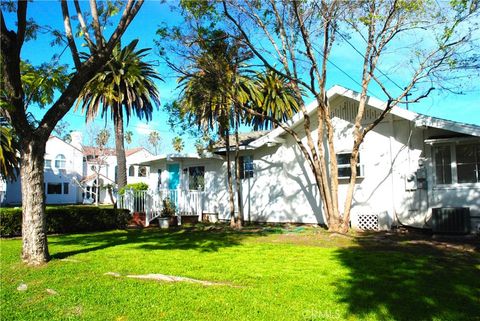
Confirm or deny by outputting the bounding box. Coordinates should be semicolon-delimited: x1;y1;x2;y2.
49;227;273;260
334;236;480;321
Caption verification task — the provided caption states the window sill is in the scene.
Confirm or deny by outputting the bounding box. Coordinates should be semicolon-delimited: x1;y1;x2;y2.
338;176;365;182
433;183;480;190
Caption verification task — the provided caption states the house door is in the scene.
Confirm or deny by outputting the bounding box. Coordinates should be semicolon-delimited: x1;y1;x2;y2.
167;164;180;190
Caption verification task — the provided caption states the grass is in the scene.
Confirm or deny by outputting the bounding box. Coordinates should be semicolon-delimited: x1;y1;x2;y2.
1;226;479;321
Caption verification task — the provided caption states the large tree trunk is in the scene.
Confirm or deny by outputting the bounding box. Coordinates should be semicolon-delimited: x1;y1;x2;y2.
114;106;127;189
20;139;49;265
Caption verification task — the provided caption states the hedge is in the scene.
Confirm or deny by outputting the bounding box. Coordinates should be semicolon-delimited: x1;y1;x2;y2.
0;205;130;237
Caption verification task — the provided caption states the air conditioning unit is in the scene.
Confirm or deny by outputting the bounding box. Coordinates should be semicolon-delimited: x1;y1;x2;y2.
432;207;470;234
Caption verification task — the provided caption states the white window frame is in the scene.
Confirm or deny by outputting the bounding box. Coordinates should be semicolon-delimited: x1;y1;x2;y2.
55;154;66;169
44;159;52;169
336;152;364;180
240;156;254;180
432;141;480;188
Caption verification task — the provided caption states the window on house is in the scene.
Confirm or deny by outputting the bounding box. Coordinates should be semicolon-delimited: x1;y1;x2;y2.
45;160;52;169
63;183;69;194
239;156;254;179
115;166;118;183
433;142;480;185
337;153;363;179
434;145;452;184
138;166;147;177
47;183;62;194
188;166;205;190
55;154;66;169
128;165;135;177
455;144;480;183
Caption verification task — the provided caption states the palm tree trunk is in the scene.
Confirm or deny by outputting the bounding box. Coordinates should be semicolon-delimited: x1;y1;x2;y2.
234;105;243;228
114;105;127;189
20;138;50;265
225;128;235;227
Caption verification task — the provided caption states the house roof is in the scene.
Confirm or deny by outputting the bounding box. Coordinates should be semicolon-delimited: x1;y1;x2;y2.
80;173;114;184
48;135;83;153
82;146;116;156
249;85;480;149
135;153;223;166
211;131;270;149
125;147;146;157
82;146;149;157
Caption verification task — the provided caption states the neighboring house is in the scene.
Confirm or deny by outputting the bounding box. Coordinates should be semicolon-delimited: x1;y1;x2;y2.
3;135;84;205
135;85;480;231
2;131;153;205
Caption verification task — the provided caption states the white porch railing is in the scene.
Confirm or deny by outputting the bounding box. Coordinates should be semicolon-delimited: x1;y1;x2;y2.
117;189;204;227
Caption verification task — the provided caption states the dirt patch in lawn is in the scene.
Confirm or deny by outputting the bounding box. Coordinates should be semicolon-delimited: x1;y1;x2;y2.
106;272;242;287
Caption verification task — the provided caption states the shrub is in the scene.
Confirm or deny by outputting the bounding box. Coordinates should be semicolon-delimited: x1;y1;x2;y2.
0;205;130;237
161;198;176;217
118;182;149;195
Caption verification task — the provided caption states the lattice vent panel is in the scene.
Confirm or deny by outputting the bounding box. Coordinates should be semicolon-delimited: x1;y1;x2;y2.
357;214;379;230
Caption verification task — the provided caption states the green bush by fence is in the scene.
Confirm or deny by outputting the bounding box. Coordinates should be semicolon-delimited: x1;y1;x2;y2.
118;182;149;196
0;205;130;237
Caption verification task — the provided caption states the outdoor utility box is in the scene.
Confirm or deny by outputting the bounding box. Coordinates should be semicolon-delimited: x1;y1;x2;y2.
432;207;470;234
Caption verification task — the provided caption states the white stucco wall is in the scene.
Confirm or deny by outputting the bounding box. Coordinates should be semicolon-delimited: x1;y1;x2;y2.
5;136;84;205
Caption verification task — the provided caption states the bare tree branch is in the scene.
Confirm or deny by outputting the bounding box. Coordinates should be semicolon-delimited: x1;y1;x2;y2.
105;0;144;52
74;0;95;51
16;0;27;50
89;0;104;48
61;0;81;69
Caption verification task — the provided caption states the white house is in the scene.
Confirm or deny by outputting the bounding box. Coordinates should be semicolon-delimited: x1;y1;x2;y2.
3;135;84;205
133;85;480;232
1;131;153;205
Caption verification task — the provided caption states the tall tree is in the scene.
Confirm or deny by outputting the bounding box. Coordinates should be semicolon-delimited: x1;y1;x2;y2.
76;39;161;189
174;29;260;227
0;0;144;265
221;0;479;232
125;130;133;147
148;130;161;154
172;136;184;153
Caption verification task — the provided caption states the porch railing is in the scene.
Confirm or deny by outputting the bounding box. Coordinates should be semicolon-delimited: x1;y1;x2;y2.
117;189;204;226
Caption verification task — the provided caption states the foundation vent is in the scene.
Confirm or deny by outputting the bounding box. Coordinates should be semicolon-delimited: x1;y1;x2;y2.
357;214;379;230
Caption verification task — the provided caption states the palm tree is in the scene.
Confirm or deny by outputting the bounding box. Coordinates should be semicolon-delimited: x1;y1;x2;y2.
246;71;300;130
148;130;161;155
172;136;184;153
177;31;258;228
0;125;20;182
125;130;133;147
76;40;161;189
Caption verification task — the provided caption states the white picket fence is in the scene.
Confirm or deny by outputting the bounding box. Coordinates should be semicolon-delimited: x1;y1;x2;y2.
117;189;204;226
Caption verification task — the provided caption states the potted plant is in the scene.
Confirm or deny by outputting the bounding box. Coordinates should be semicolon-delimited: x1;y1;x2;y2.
158;198;177;228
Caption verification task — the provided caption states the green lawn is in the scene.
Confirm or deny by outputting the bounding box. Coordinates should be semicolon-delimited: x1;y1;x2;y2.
1;227;479;321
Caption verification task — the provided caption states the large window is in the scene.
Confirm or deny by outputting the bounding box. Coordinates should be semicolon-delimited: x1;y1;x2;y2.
240;156;254;179
434;143;480;185
189;166;205;190
55;154;66;169
47;183;62;194
337;153;363;179
128;165;135;177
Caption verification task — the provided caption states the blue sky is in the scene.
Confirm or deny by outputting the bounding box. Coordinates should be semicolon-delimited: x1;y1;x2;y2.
4;1;479;154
